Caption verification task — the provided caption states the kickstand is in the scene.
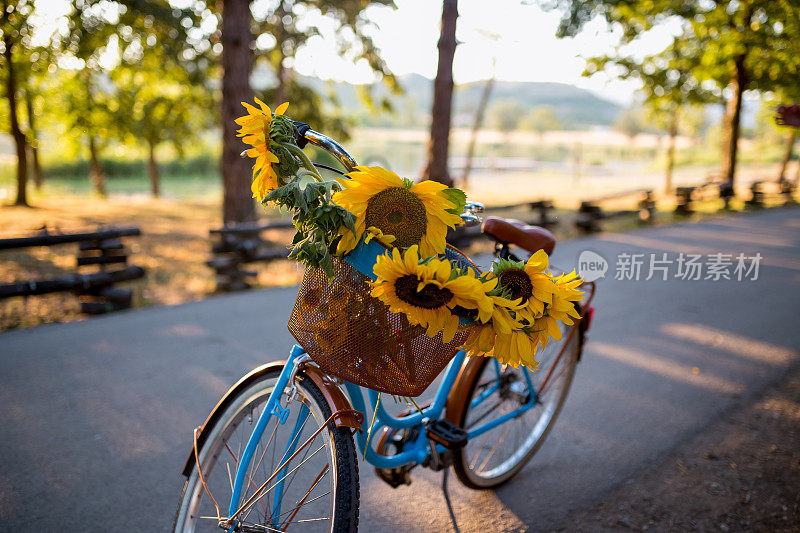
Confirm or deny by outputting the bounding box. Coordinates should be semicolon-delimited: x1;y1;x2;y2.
441;468;460;533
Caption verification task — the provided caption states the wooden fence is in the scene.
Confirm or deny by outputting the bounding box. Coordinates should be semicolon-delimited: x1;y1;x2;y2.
0;227;145;314
207;220;293;291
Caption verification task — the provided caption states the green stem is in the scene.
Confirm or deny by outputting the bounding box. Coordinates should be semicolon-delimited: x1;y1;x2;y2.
286;143;323;181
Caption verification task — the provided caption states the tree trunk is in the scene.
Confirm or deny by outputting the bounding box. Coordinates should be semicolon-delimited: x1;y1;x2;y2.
777;130;796;181
421;0;458;187
221;0;255;224
148;140;160;198
462;74;494;189
720;53;748;189
25;91;43;190
4;35;28;206
665;106;678;194
88;135;107;198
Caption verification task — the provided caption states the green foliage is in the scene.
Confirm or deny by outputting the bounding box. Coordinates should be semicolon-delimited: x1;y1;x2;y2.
265;179;354;278
41;153;219;179
442;187;466;216
488;99;526;133
260;80;352;142
252;0;399;121
614;107;647;139
548;0;800;181
521;106;563;134
552;1;800;99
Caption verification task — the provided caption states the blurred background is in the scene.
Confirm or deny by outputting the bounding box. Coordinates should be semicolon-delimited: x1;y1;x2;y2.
1;0;798;327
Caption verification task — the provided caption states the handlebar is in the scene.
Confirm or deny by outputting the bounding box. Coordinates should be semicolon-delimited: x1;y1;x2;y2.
292;120;357;171
289;119;483;224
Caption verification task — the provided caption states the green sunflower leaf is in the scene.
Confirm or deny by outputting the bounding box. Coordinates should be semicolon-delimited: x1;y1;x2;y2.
442;187;467;216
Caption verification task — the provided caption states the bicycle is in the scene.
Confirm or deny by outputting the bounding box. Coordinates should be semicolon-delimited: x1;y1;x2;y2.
173;125;596;532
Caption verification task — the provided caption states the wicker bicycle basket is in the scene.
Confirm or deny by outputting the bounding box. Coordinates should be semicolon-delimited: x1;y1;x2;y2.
288;244;479;397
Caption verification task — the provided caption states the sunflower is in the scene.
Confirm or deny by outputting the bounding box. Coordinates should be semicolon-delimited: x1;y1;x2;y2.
236;99;289;200
492;329;541;369
547;271;584;326
370;245;491;342
491;249;556;322
363;226;396;248
333;166;463;256
460;294;525;358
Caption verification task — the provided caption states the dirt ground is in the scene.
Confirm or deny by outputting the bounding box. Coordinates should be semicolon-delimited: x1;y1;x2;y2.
560;366;800;532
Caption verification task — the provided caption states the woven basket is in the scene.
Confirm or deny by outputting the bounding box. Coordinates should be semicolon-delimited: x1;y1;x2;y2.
288;241;478;397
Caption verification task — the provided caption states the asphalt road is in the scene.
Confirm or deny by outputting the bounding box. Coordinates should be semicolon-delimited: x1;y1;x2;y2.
1;208;799;532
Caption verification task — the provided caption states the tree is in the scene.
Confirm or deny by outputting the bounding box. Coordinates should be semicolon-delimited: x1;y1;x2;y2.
421;0;458;187
54;0;125;197
584;37;715;193
522;106;562;137
462;72;494;188
0;0;34;206
114;65;212;197
219;0;255;223
220;0;397;224
764;94;800;182
489;99;525;135
614;106;645;141
253;0;397;108
551;0;800;192
111;4;214;198
53;0;205;198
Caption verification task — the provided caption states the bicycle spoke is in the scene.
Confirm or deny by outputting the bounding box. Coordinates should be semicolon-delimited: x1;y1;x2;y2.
278;487;330;525
226;438;268;516
236;442;328;523
476;419;514;473
279;465;330;529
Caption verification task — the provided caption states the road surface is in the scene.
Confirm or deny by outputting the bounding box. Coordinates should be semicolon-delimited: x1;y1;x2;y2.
1;208;799;531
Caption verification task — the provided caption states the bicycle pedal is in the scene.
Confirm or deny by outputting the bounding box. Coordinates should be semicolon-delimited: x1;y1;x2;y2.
426;420;468;450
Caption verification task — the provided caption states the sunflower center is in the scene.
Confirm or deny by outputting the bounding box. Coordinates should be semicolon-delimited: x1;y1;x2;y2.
365;187;427;248
499;269;533;302
394;275;453;309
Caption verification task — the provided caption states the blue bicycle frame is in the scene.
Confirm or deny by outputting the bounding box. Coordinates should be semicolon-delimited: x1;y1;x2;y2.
225;343;537;529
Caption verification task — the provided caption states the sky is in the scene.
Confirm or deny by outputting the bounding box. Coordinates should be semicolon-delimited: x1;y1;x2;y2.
291;0;684;105
33;0;684;106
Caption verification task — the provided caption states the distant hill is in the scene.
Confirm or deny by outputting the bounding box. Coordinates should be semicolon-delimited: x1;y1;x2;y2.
252;69;624;129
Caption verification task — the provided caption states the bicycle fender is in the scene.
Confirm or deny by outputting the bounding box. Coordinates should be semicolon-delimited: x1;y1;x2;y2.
301;365;362;430
181;361;361;478
443;356;487;427
181;360;286;478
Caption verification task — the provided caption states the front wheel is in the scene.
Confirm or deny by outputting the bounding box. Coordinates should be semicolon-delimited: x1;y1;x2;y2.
174;368;359;532
453;324;581;489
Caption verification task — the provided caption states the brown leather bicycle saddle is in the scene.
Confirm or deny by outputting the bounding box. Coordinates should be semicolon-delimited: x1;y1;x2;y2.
482;216;556;255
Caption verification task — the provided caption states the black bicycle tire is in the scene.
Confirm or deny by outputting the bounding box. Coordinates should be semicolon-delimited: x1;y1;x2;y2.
173;368;359;532
451;329;581;490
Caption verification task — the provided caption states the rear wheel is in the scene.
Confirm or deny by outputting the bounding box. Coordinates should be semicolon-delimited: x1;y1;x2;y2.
453;324;581;489
174;368;359;532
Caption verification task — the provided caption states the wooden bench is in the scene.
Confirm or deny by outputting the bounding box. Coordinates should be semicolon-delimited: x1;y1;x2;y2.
674;178;734;215
576;189;655;233
0;227;145;314
745;179;798;208
208;220;293;291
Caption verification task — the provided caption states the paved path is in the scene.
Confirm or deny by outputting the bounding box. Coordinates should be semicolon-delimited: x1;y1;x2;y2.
1;208;799;532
